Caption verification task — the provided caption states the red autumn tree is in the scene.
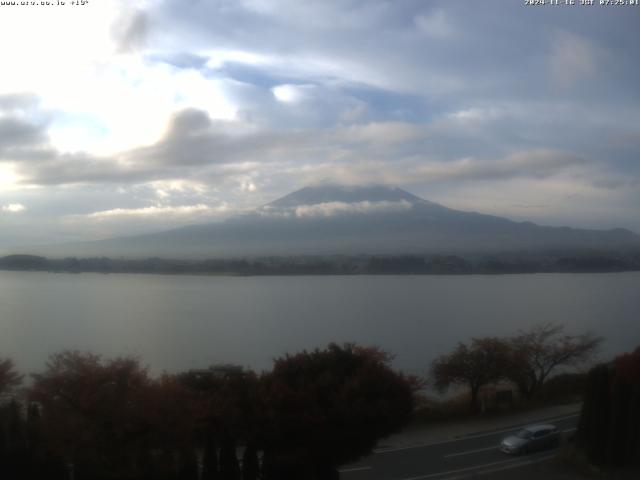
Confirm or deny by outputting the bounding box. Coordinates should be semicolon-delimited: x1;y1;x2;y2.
0;358;23;399
176;365;262;480
138;373;200;479
260;343;417;480
577;346;640;466
29;351;154;479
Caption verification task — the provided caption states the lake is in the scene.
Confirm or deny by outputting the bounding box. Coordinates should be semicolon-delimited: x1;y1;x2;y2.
1;271;638;377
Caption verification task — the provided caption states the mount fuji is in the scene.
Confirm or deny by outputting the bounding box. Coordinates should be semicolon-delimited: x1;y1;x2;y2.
34;184;640;258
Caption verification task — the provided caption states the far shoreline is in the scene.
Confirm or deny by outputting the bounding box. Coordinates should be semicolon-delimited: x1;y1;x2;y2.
1;252;639;277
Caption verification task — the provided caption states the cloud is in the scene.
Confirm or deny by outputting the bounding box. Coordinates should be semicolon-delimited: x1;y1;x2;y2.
2;203;26;213
62;201;237;240
0;164;20;189
338;122;426;145
113;113;428;180
0;98;617;201
293;200;412;218
86;204;226;219
150;179;209;199
272;84;315;103
0;0;638;243
0;93;40;112
259;199;413;219
112;8;149;53
241;180;257;192
0;117;47;152
414;149;586;183
549;31;597;88
0;95;49;154
276;148;588;190
16;151;152;186
447;107;503;124
128;109;272;169
414;10;454;38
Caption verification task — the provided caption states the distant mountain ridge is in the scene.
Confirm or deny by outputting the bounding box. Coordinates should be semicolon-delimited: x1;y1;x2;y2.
31;184;640;258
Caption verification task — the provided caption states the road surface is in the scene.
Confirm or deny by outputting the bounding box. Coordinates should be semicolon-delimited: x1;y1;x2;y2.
339;413;579;480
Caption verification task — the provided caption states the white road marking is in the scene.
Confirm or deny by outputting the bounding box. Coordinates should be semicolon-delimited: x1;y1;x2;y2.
444;454;556;480
374;413;579;454
443;445;499;458
400;453;555;480
338;466;372;473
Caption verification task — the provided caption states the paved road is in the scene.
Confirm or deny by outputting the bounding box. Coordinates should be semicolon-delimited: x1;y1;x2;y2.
339;413;579;480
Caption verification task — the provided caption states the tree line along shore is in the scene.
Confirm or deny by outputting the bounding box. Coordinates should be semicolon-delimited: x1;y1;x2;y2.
1;251;640;276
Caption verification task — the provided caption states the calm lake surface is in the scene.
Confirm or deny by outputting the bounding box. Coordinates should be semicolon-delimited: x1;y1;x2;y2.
1;271;638;376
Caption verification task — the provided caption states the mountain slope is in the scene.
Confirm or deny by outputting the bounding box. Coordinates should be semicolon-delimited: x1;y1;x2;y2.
37;184;640;258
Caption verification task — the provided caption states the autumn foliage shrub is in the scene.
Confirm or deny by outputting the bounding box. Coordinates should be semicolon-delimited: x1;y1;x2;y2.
260;344;418;479
576;346;640;467
0;344;417;480
537;372;587;403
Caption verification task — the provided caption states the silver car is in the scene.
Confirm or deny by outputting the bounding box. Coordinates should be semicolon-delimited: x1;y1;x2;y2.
500;424;560;454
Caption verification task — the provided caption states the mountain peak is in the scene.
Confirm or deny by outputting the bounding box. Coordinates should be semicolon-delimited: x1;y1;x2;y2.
266;184;428;208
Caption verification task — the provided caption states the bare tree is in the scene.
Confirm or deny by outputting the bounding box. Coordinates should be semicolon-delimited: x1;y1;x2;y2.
431;338;511;412
507;322;602;400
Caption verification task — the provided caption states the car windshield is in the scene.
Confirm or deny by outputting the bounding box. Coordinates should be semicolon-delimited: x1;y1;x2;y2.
516;429;534;439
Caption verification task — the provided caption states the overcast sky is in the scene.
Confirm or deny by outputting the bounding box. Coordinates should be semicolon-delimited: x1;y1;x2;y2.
0;0;638;247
